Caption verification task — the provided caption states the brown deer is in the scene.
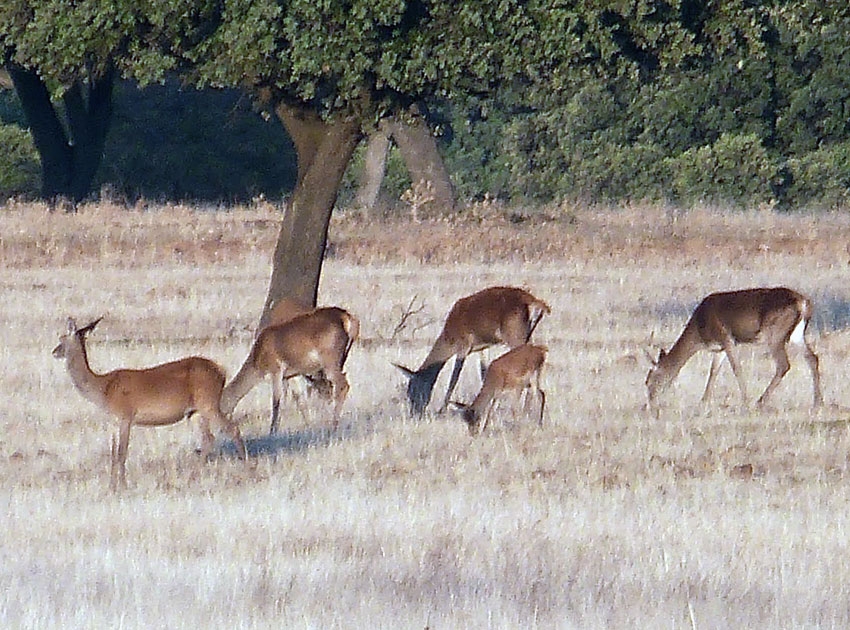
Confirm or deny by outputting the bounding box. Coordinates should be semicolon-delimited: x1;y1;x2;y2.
395;286;550;415
645;287;823;412
265;297;314;330
451;344;548;436
221;307;359;434
263;297;334;400
52;317;247;489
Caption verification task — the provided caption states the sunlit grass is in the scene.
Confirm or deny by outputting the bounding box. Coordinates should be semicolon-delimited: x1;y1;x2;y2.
2;201;850;628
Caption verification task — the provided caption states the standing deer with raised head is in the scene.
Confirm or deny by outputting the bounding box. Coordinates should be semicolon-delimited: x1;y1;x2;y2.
221;306;359;434
645;287;823;412
395;286;550;415
53;317;247;489
451;343;548;436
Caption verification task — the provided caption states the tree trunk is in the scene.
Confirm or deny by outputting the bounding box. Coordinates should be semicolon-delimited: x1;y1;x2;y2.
385;115;455;212
352;127;391;211
63;65;115;202
7;62;114;204
8;63;73;200
259;104;362;327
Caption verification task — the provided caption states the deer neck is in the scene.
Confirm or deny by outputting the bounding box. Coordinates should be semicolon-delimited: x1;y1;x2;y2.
63;340;109;407
470;383;497;417
221;359;261;416
418;334;458;372
659;324;702;378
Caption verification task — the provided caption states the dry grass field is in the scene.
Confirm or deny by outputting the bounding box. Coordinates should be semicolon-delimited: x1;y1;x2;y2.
3;199;850;628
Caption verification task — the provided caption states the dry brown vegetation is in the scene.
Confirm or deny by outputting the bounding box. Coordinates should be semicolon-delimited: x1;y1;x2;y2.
3;198;850;628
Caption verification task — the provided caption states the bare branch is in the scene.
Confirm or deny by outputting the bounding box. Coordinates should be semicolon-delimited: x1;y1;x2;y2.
390;295;426;341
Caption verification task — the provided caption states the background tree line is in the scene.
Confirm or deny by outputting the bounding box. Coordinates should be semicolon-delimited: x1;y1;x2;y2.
2;1;849;211
2;1;849;316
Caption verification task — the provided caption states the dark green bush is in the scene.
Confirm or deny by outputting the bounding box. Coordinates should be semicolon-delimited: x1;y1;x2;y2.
665;133;774;205
782;142;850;210
98;81;297;202
0;124;40;199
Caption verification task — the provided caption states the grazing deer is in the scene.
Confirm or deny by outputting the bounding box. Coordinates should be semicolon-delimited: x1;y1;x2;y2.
265;297;314;330
53;317;247;489
395;286;550;415
451;344;548;436
645;287;823;412
221;307;359;434
263;297;334;400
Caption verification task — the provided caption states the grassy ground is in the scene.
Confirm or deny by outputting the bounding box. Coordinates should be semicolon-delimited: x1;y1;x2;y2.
3;199;850;628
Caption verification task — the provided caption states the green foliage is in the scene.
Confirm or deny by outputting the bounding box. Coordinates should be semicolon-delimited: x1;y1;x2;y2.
665;133;773;205
782;143;850;210
436;1;850;209
441;99;515;201
0;123;40;198
4;0;850;209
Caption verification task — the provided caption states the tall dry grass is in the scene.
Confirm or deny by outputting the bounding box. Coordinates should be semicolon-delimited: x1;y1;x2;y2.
2;200;850;628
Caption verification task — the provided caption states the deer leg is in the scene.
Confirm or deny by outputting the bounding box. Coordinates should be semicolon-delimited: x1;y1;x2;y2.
517;385;529;417
270;374;284;435
326;367;349;431
801;342;823;407
440;356;466;412
197;415;215;460
479;400;496;435
757;344;791;406
213;410;247;460
534;371;546;427
111;419;131;489
288;378;311;420
722;343;749;405
537;387;546;427
701;352;725;405
477;354;489;385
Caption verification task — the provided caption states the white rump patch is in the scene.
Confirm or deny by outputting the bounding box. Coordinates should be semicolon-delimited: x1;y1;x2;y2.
789;317;806;345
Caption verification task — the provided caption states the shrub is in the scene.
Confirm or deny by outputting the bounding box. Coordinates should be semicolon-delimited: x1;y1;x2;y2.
666;133;774;205
98;80;297;202
781;142;850;210
0;124;40;199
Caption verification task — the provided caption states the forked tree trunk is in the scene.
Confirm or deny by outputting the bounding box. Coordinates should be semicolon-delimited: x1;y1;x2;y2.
384;115;455;212
352;127;391;211
8;63;73;200
354;115;456;213
259;103;362;328
7;62;114;204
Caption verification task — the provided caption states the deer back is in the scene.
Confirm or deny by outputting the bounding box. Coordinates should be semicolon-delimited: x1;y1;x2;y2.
471;344;547;411
255;307;354;375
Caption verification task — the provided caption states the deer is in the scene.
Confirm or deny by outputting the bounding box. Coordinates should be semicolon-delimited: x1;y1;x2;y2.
265;296;314;330
645;287;823;414
221;306;359;434
262;297;334;400
52;317;248;489
395;286;550;415
451;343;548;436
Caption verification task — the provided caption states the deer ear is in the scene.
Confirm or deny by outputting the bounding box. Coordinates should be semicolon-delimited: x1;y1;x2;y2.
393;363;416;379
66;317;77;334
77;317;103;336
